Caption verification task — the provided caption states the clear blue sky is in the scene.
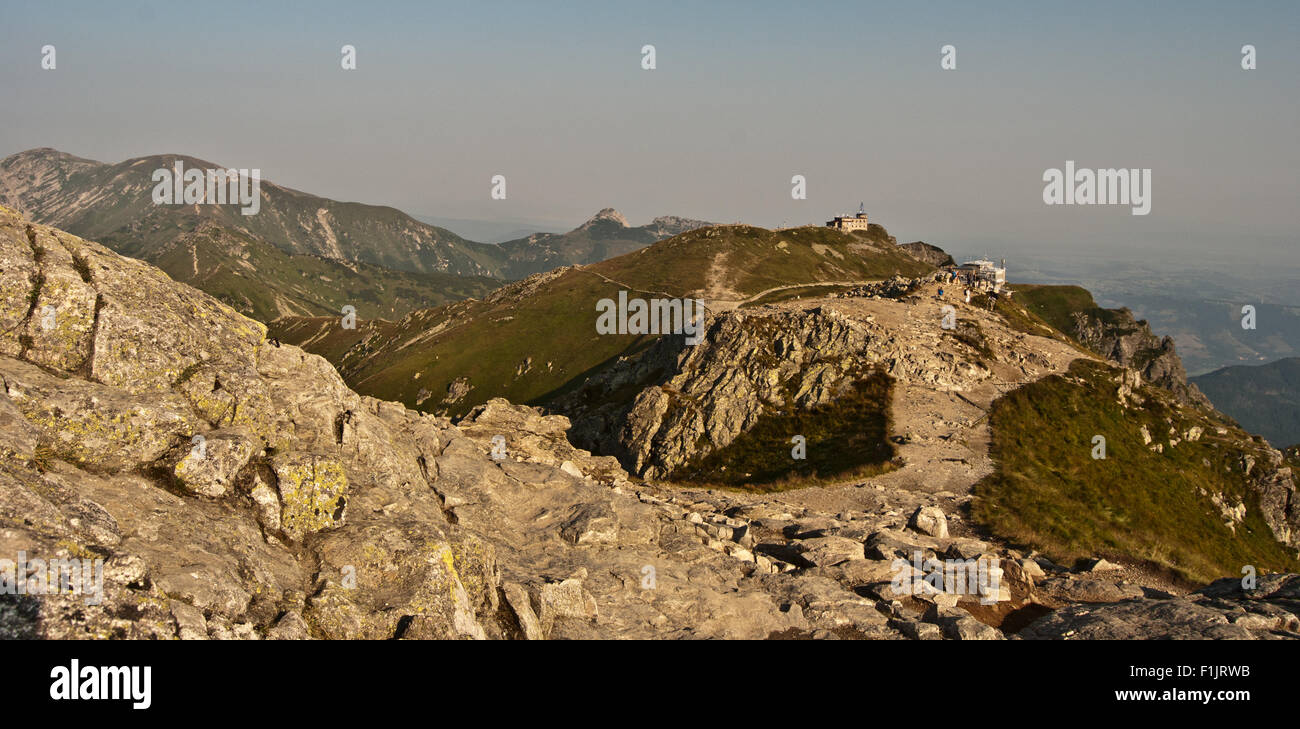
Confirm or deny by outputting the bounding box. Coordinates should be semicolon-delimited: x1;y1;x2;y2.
2;0;1296;262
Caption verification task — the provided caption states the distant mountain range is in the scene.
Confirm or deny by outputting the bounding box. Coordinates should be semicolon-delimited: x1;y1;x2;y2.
0;148;711;321
0;148;500;275
492;208;713;280
1192;358;1300;448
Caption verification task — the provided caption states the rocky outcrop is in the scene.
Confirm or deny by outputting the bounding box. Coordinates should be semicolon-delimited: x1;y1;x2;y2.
646;215;714;238
562;306;892;479
1240;444;1300;548
898;242;955;268
1069;307;1210;408
835;275;921;300
562;289;1065;481
1017;573;1300;639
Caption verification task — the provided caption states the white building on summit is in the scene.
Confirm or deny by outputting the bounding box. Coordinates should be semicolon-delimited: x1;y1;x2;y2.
826;203;870;232
946;258;1007;292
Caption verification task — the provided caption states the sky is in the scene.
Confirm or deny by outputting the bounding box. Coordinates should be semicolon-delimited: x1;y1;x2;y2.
2;0;1297;266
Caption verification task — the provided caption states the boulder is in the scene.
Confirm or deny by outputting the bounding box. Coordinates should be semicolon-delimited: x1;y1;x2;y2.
908;505;949;538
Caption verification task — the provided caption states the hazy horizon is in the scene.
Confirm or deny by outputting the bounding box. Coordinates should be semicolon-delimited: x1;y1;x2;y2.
3;1;1297;265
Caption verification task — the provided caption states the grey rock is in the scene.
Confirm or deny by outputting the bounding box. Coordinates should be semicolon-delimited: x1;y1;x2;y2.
908;505;948;538
793;536;865;567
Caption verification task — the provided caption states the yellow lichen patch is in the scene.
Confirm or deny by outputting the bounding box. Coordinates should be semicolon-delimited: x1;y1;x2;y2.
447;536;496;610
273;454;348;540
15;398;186;470
439;546;459;596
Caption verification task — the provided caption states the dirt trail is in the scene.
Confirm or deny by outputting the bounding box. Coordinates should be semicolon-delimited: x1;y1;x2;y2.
709;279;880;312
719;281;1089;518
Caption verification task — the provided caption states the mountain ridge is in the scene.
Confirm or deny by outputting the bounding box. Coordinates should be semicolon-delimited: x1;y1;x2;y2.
491;207;714;280
270;221;935;417
1193;357;1300;448
0;147;501;276
0;148;717;284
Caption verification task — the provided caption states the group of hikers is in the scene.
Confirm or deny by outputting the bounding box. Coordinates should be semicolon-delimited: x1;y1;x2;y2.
934;270;1000;311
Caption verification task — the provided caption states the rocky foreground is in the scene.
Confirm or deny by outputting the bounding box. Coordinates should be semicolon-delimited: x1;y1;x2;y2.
0;205;1297;639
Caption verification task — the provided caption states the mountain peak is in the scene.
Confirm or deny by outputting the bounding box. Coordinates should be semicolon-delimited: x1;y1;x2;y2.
579;208;628;229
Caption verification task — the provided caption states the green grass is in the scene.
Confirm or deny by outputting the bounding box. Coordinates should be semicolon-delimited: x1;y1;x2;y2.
667;372;897;491
972;359;1300;585
276;223;934;417
1009;284;1129;338
150;226;498;323
970;290;1063;341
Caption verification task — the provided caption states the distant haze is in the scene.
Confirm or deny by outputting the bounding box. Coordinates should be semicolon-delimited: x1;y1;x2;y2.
2;1;1296;265
413;215;567;244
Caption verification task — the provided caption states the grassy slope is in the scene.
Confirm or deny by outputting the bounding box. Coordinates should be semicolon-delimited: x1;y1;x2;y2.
272;224;933;416
970;284;1129;355
1010;284;1130;338
264;318;398;364
150;226;498;323
973;358;1299;584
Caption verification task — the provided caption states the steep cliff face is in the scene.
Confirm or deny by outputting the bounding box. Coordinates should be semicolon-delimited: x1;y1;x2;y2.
1069;307;1211;408
561;307;887;480
1240;444;1300;549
